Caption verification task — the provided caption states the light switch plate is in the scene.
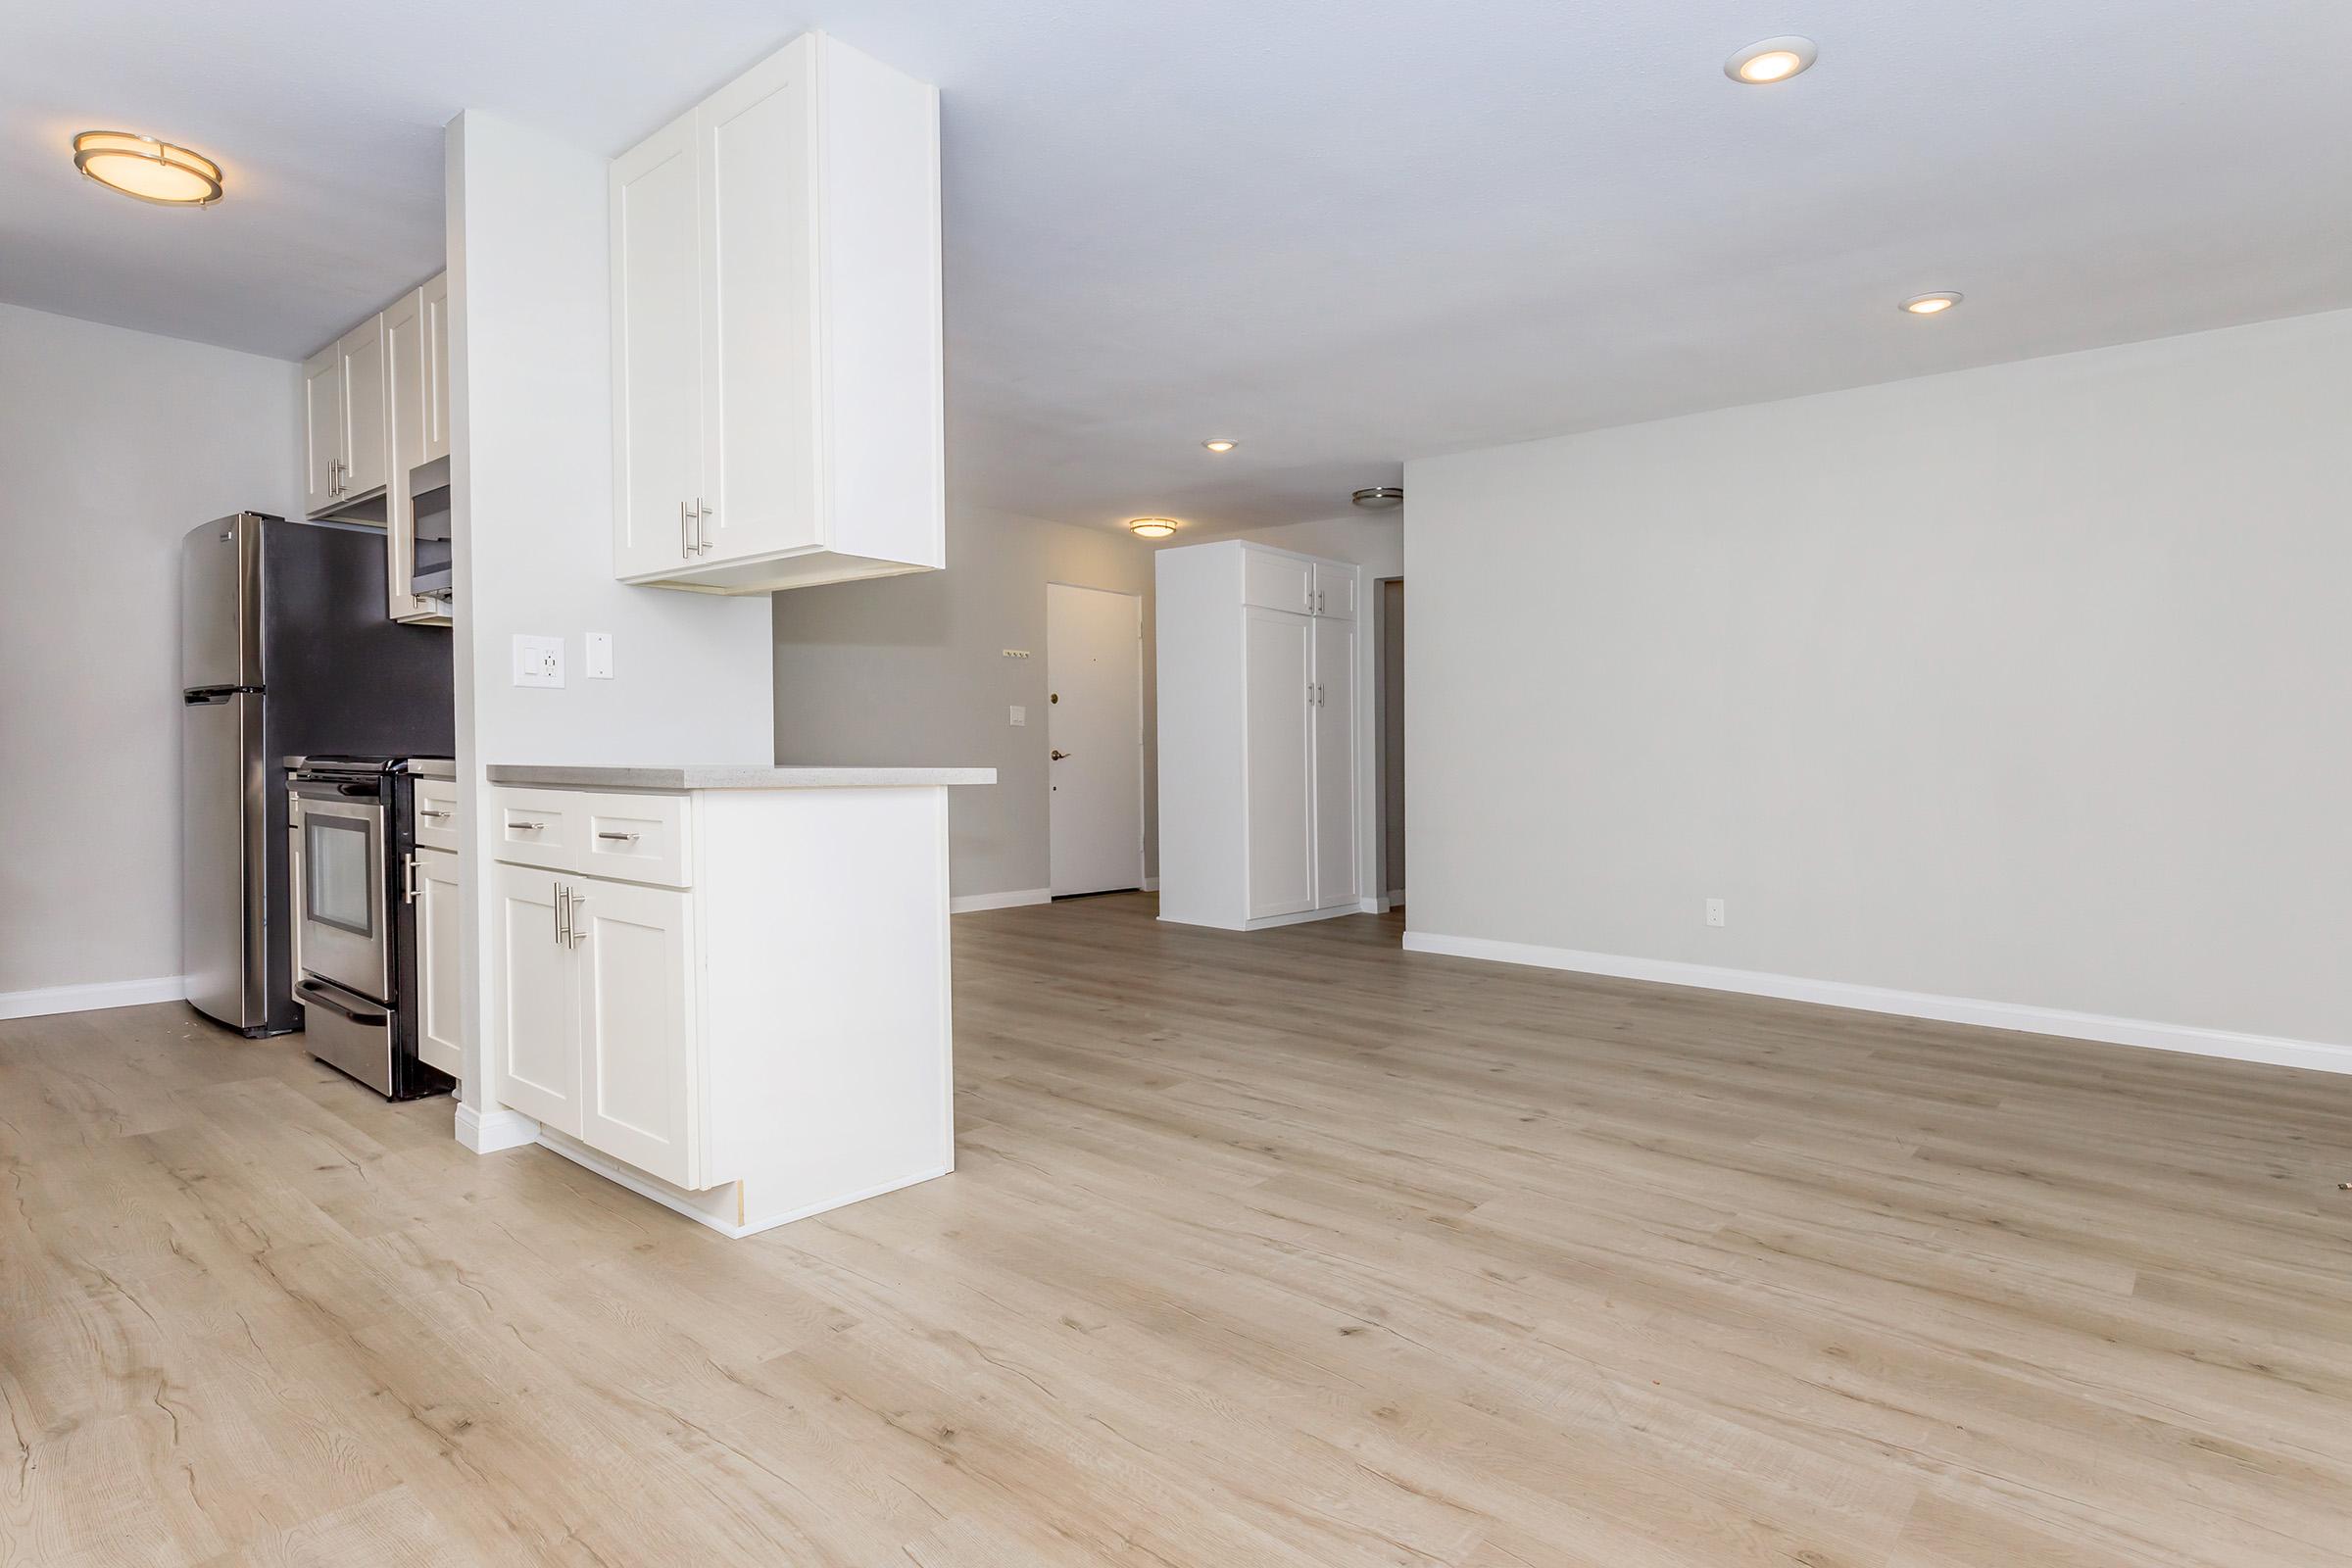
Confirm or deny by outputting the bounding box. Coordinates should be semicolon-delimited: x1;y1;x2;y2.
1009;706;1026;727
514;634;564;688
585;632;613;680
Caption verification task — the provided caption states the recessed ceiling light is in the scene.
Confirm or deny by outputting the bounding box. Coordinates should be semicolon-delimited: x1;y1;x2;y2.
1350;487;1404;511
1201;439;1237;453
1725;37;1817;84
1127;516;1180;539
73;130;222;207
1900;291;1964;315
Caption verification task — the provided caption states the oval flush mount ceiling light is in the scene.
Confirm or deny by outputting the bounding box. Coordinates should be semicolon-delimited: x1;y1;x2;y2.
73;130;223;206
1201;439;1237;453
1127;516;1180;538
1900;291;1964;315
1350;487;1404;511
1725;36;1818;84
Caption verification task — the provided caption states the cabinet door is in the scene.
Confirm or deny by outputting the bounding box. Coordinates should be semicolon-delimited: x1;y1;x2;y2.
1243;548;1315;614
302;346;342;516
1243;607;1316;919
1312;562;1358;620
416;848;464;1077
338;315;390;498
697;44;820;565
611;114;705;578
420;272;451;464
572;877;701;1189
491;861;580;1136
1312;614;1360;909
382;290;425;617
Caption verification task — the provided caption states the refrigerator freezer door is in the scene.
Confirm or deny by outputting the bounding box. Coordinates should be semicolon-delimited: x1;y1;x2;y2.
182;690;268;1030
181;515;263;692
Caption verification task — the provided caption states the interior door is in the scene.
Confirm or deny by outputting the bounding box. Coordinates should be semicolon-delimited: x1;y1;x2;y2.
492;861;580;1136
1312;613;1360;909
573;877;700;1189
1244;607;1316;919
338;315;389;497
302;348;341;515
1047;583;1144;897
416;848;463;1077
697;43;820;564
611;113;705;577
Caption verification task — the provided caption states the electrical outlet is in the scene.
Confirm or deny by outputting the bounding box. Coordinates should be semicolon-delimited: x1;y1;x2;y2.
1705;898;1726;928
513;634;564;688
585;632;613;680
1008;706;1026;727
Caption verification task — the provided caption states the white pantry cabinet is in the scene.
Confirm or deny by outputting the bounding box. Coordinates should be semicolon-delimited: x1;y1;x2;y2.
610;31;945;594
304;315;390;514
382;276;453;624
1156;541;1371;931
482;766;991;1236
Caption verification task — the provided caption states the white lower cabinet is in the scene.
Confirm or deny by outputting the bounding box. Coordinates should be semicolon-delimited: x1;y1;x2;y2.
485;778;961;1236
415;846;464;1076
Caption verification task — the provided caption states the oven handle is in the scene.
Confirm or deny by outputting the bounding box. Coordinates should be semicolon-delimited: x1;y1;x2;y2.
297;980;387;1026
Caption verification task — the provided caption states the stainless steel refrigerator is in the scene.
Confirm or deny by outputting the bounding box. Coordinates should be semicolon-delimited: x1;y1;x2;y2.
180;514;454;1035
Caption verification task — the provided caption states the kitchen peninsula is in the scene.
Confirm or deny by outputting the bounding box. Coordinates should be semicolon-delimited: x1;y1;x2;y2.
481;763;992;1236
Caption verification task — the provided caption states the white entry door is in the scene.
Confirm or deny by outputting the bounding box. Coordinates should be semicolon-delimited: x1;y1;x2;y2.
1047;583;1144;897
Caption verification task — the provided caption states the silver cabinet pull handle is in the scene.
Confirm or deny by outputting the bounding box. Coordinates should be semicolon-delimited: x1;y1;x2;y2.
695;498;714;555
511;819;548;831
418;808;451;819
555;883;570;947
682;499;693;558
596;830;639;842
402;853;419;906
566;891;589;948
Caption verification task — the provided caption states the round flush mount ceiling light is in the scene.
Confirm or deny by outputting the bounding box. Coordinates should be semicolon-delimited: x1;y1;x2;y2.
1725;36;1818;84
1900;291;1964;315
1350;487;1404;511
73;130;223;206
1127;516;1180;539
1201;439;1237;453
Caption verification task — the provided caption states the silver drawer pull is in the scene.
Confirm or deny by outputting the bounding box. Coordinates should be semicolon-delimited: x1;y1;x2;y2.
418;808;452;819
511;819;548;831
596;830;640;843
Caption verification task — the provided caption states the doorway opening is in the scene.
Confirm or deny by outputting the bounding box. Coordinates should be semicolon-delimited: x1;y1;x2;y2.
1046;582;1145;898
1376;577;1404;911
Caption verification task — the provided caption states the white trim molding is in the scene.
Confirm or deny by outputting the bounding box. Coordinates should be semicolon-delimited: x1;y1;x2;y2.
950;888;1052;914
0;976;189;1021
455;1102;540;1153
1400;931;2352;1077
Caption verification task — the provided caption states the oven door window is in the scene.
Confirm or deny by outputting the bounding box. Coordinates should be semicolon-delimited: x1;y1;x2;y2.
305;814;375;937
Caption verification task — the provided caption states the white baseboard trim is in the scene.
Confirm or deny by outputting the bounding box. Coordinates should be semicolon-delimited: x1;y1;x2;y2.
1400;931;2352;1077
536;1127;954;1239
949;887;1053;914
1140;876;1159;892
455;1102;540;1153
0;975;189;1021
1386;888;1405;905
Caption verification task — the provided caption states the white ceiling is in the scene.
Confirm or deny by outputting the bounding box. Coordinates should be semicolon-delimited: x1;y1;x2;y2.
8;2;2351;531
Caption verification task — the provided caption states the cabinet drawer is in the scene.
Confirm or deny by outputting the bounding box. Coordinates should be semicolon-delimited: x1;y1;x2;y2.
578;792;692;888
413;779;460;852
1242;549;1314;614
492;787;579;870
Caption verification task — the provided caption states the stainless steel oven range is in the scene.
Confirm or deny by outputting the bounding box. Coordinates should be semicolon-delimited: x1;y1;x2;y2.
287;756;455;1100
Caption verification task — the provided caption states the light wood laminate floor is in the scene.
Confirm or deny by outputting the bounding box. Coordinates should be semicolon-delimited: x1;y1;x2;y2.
6;894;2352;1566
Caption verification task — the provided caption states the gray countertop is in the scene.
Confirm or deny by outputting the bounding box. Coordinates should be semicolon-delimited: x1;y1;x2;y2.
484;763;996;791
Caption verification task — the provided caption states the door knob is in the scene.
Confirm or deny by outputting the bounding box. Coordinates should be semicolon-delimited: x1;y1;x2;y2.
1051;750;1070;760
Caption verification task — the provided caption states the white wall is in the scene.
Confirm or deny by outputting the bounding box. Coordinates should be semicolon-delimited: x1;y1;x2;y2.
447;113;772;1113
0;303;301;1006
772;505;1154;902
1405;309;2352;1057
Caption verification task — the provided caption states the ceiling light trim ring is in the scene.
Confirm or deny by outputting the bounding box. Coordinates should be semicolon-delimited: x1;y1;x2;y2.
1900;291;1964;315
1351;487;1404;511
72;130;224;207
1725;36;1818;84
1128;516;1181;538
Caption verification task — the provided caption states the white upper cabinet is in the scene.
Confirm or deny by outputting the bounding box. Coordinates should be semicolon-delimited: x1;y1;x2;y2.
302;349;342;515
610;31;945;594
336;315;390;499
419;271;451;464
